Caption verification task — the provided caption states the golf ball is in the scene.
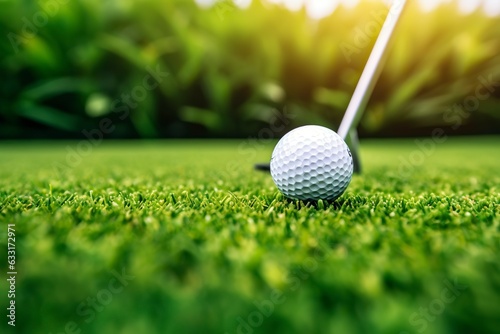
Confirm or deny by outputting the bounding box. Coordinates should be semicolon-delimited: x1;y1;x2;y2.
270;125;353;201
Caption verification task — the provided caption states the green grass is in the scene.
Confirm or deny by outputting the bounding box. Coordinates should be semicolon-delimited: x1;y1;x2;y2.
0;137;499;334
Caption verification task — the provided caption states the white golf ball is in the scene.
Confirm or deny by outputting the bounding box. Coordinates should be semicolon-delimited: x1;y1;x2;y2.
270;125;353;201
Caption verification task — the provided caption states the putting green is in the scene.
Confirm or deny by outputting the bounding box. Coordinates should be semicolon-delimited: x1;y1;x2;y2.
0;137;499;334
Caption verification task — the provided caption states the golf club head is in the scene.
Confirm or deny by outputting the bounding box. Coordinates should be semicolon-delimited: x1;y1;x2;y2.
345;128;361;174
254;163;271;172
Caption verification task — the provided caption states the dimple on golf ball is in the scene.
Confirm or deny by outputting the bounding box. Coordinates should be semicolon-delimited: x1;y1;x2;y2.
270;125;353;201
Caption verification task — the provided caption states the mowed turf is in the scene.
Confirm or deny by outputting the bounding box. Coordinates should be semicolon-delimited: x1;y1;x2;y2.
0;137;499;334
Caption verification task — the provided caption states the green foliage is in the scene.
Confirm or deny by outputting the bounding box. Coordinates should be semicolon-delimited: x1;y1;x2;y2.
0;0;499;138
0;138;499;333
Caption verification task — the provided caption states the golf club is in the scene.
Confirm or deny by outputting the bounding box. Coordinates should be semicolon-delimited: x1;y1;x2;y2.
255;0;408;173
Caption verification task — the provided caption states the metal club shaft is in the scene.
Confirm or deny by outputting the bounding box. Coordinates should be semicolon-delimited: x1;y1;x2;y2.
337;0;408;139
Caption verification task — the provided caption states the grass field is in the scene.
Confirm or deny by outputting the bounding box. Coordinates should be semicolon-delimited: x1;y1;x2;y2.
1;137;499;334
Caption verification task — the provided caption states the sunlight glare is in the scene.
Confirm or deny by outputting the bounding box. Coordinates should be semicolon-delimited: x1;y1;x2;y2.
306;0;340;19
196;0;500;17
483;0;500;16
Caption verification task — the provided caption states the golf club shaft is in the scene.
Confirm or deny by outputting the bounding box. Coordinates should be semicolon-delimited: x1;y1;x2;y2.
337;0;408;139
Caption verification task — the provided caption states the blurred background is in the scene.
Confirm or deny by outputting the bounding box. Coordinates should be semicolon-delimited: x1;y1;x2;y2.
1;0;499;140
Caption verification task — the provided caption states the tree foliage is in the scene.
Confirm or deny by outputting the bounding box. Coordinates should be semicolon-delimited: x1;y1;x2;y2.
1;0;499;138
